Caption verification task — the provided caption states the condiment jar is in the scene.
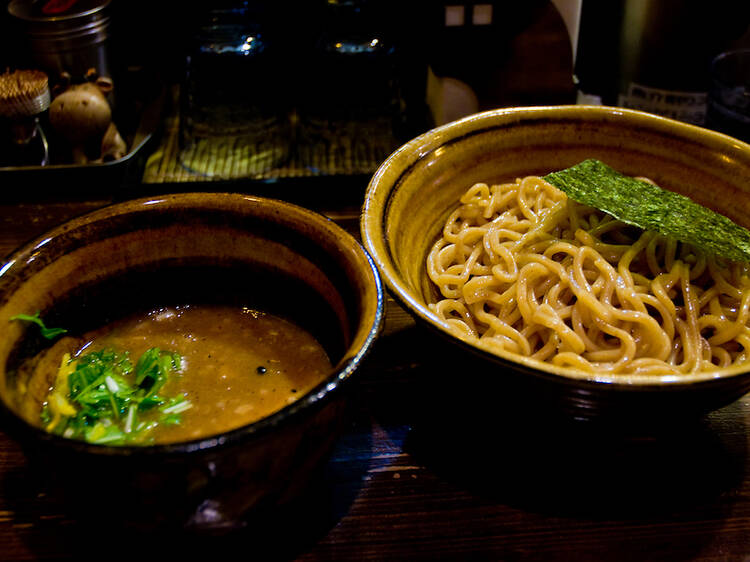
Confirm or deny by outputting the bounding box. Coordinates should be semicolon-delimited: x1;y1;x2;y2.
0;69;51;167
7;0;113;91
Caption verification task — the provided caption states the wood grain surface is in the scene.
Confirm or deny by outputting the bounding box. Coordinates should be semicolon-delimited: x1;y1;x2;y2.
3;4;749;560
1;195;750;561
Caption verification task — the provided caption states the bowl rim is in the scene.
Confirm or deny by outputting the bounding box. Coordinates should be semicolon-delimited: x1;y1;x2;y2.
361;104;750;388
0;191;385;456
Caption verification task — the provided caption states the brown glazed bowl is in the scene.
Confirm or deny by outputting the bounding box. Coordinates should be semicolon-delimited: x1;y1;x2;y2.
0;192;384;531
361;105;750;424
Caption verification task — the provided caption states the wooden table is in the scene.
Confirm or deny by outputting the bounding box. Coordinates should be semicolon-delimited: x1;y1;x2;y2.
4;3;750;558
1;186;750;561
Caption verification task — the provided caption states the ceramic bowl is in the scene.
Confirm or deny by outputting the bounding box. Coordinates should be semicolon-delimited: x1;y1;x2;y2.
0;192;384;531
361;105;750;423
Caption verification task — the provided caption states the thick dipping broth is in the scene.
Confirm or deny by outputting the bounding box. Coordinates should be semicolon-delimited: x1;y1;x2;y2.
31;304;332;445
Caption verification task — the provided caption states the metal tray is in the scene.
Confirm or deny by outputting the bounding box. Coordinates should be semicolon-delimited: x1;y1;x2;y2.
0;67;167;199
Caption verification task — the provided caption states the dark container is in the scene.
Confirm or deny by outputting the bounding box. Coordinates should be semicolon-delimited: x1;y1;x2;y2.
7;0;114;87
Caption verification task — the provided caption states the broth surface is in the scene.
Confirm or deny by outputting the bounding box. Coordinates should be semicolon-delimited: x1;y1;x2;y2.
71;304;332;443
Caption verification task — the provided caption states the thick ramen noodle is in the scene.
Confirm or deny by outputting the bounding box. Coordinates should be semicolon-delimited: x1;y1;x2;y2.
426;175;750;375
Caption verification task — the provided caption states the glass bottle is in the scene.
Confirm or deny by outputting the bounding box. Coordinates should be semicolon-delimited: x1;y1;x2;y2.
178;1;292;178
296;0;403;174
574;0;750;126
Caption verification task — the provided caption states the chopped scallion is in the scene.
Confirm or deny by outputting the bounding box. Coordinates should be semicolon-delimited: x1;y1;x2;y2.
9;311;67;339
41;346;190;445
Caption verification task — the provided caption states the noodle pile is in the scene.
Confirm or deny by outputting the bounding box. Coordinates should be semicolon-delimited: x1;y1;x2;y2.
426;176;750;375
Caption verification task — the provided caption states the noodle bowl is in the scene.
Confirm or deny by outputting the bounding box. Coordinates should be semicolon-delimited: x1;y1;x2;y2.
427;175;750;376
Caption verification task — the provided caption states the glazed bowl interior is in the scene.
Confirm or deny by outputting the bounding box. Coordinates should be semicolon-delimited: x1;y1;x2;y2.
361;105;750;418
0;192;384;452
